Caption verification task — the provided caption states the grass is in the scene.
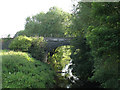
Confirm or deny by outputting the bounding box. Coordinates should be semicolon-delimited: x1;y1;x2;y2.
1;50;55;88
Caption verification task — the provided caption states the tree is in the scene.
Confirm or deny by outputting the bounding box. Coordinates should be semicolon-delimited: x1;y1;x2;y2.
15;7;71;37
70;2;100;88
70;1;120;88
7;34;11;38
86;2;120;88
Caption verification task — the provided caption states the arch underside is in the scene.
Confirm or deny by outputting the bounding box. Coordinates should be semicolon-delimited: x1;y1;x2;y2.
45;41;70;52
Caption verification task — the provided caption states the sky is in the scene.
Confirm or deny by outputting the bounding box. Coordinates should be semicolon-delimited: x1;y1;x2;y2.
0;0;74;38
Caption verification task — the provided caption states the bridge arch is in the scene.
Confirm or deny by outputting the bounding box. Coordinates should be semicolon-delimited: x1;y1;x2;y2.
43;37;71;62
1;37;72;62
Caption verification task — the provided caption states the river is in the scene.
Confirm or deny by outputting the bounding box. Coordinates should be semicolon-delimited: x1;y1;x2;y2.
61;59;79;88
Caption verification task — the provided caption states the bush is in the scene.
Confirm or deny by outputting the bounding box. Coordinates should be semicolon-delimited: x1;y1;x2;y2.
9;36;32;52
1;50;56;88
28;37;46;61
9;36;46;61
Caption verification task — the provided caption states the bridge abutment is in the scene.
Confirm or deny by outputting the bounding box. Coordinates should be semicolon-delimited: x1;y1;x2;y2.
43;51;48;63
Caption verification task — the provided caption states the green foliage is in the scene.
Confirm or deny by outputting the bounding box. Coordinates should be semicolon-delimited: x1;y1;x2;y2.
28;37;46;61
9;36;32;52
69;2;100;88
7;34;11;38
5;1;120;88
85;2;120;88
14;30;27;37
48;46;71;72
1;50;56;88
9;36;46;61
15;7;71;37
70;37;97;88
48;45;71;88
70;2;120;88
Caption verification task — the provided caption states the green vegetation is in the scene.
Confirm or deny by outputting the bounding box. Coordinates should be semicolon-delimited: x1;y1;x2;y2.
9;36;32;52
2;50;55;88
9;36;46;62
2;1;120;89
85;2;120;88
28;37;46;61
48;46;71;88
70;1;120;88
15;6;71;37
48;46;71;72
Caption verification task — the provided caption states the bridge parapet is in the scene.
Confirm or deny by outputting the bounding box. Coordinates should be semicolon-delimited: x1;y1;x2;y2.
1;37;72;51
44;37;71;42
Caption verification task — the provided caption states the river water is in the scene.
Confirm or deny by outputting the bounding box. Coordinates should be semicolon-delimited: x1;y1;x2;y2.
61;59;79;88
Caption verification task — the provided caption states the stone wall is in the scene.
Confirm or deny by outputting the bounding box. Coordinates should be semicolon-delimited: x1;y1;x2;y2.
1;38;13;50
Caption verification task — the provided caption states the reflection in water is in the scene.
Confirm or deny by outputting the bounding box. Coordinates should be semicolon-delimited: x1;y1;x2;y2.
61;59;79;88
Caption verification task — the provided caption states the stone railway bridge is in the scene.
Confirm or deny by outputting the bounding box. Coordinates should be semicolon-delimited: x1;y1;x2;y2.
44;37;71;62
44;37;71;52
1;37;72;62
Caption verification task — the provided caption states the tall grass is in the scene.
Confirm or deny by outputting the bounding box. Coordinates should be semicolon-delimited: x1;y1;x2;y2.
1;50;55;88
